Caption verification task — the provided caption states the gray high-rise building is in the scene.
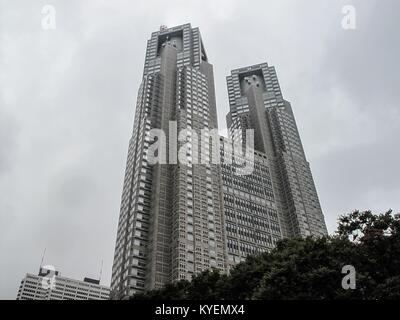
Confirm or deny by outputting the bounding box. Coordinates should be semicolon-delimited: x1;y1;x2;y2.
226;63;327;238
111;25;327;299
111;24;225;299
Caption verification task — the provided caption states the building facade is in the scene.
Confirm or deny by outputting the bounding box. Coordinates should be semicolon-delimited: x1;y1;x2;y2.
226;63;327;238
16;268;110;300
111;24;225;299
219;136;283;268
111;24;327;299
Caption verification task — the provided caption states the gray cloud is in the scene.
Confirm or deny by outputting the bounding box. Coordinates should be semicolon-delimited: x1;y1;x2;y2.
1;0;399;299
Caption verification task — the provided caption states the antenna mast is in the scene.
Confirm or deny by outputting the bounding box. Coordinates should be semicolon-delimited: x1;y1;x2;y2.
40;248;46;268
99;259;104;283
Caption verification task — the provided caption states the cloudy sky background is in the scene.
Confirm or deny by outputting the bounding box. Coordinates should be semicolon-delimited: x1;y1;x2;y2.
1;0;399;299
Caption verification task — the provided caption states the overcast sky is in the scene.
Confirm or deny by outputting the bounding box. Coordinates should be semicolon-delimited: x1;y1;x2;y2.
1;0;399;299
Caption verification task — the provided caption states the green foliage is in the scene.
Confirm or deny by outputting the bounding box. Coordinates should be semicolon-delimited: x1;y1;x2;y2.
132;270;226;300
132;210;400;300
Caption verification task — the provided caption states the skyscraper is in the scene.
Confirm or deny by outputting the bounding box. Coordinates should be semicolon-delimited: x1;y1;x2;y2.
226;63;327;238
111;24;225;299
111;24;327;299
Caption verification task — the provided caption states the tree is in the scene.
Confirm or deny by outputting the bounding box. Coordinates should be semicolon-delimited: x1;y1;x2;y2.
131;210;400;300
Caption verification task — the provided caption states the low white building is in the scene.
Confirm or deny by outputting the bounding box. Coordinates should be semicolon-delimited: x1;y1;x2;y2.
16;267;110;300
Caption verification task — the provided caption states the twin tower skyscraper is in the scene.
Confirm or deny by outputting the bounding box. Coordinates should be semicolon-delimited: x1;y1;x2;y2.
111;24;327;299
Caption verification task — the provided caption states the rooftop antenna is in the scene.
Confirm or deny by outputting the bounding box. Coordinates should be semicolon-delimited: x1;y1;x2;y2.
39;248;46;273
99;259;104;283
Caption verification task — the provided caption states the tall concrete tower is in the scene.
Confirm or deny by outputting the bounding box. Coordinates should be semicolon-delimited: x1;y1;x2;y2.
111;24;225;299
226;63;328;239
